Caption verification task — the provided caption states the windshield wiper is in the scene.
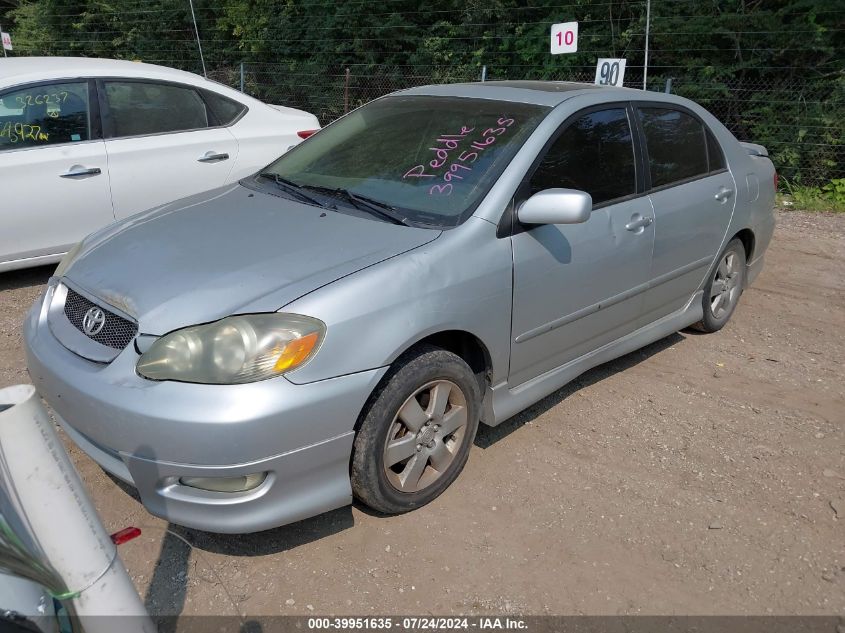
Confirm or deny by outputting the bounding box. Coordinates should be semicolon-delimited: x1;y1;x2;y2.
257;173;327;208
303;186;410;226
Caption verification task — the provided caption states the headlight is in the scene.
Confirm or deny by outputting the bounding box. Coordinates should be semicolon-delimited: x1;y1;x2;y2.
136;313;325;384
54;241;84;278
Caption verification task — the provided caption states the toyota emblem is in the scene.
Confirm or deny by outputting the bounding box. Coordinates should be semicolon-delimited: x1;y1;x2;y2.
82;307;106;336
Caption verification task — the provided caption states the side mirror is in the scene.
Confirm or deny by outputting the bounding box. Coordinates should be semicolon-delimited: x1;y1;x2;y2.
517;188;592;225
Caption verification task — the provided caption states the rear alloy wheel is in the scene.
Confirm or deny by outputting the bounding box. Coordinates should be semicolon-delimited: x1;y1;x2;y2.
351;346;480;514
694;238;746;333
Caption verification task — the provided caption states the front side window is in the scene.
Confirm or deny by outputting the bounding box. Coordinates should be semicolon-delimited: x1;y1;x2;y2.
103;81;209;138
529;107;636;205
0;81;90;151
638;107;709;188
261;96;550;227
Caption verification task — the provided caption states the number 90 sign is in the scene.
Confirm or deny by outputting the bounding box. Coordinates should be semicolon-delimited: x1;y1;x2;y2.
594;58;627;87
550;22;578;55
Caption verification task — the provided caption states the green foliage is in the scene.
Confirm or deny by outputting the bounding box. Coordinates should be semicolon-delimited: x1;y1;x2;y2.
780;178;845;213
1;0;842;183
821;179;845;206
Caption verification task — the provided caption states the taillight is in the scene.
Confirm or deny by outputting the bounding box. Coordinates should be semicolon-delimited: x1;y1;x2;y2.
774;171;779;191
297;130;318;139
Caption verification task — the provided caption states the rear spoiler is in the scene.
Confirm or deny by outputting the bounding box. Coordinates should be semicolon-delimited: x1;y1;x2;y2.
740;142;769;157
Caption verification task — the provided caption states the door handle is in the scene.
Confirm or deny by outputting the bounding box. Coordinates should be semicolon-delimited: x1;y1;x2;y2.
60;166;102;178
714;187;734;202
625;215;654;231
197;151;230;163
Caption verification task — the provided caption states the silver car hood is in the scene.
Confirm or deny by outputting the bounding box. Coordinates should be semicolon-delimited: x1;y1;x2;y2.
64;184;440;335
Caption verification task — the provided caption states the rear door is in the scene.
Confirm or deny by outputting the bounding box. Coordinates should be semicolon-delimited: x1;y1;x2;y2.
634;104;737;323
508;105;655;386
99;79;240;220
0;79;114;267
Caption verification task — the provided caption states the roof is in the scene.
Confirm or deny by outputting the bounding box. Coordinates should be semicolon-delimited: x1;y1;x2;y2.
0;56;206;87
399;80;657;107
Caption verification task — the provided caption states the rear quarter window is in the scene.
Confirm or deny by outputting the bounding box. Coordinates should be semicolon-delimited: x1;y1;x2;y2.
706;128;726;171
202;89;246;126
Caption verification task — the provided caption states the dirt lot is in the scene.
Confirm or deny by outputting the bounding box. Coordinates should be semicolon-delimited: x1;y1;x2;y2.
1;209;843;617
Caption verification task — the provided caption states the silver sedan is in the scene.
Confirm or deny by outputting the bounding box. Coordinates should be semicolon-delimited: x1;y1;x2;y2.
24;81;776;533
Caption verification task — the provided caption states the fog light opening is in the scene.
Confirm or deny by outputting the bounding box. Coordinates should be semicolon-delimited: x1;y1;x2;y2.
179;472;268;493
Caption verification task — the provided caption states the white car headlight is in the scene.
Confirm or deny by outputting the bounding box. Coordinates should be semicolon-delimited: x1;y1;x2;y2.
54;241;84;278
136;313;325;384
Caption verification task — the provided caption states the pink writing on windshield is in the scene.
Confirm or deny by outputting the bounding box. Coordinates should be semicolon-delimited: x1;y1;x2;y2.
400;117;516;196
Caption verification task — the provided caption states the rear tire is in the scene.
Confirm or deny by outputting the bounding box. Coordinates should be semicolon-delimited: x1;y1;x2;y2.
693;238;746;333
351;345;481;515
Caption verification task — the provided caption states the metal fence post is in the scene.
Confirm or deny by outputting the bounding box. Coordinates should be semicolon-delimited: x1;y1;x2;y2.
664;77;673;93
240;61;245;93
0;384;154;632
481;65;487;82
344;67;350;114
187;0;206;77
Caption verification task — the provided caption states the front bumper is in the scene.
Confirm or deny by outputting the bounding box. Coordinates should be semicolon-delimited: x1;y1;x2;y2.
24;282;387;533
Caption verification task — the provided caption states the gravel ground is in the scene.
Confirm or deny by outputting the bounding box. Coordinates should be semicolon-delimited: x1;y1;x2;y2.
0;209;843;617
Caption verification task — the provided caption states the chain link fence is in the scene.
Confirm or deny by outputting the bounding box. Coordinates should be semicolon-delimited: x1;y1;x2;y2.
206;63;843;188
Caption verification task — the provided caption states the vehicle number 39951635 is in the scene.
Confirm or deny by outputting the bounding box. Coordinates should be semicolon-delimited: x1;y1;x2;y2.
402;117;516;197
306;616;472;629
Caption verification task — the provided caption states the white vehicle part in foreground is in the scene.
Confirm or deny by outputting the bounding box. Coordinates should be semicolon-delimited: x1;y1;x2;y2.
0;384;153;632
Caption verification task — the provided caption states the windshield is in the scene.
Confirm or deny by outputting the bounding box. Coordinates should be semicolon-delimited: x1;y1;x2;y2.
260;95;550;227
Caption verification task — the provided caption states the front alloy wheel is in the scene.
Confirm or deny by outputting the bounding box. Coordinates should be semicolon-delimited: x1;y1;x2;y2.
351;346;481;514
382;380;468;493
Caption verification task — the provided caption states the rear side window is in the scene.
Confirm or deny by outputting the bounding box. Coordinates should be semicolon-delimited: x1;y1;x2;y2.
103;81;209;138
0;81;90;151
638;107;708;188
530;107;636;205
202;89;246;125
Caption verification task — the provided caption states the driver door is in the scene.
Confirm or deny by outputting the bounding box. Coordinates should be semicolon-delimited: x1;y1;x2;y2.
508;105;655;386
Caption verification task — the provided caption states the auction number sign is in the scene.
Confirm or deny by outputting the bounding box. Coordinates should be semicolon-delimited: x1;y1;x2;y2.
550;22;578;54
594;58;626;86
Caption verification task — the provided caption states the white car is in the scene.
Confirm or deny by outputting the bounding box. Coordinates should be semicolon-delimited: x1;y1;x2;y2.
0;57;320;272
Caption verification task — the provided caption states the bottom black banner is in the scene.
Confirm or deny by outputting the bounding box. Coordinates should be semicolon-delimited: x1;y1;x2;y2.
2;615;843;633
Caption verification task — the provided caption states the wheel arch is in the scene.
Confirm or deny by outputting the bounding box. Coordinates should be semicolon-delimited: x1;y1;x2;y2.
392;329;494;392
353;329;495;433
731;227;756;262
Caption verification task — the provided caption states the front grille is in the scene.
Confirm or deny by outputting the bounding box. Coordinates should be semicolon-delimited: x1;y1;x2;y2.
63;288;138;350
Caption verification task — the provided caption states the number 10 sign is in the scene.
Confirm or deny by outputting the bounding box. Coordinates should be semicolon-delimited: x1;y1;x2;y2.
550;22;578;54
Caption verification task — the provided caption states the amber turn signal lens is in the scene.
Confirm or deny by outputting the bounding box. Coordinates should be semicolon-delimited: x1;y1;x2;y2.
273;332;320;372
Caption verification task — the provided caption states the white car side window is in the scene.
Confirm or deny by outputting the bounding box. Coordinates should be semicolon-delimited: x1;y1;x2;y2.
0;81;91;151
103;80;210;138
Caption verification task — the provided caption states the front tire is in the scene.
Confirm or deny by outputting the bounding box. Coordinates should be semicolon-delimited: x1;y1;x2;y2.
351;345;481;515
693;238;746;333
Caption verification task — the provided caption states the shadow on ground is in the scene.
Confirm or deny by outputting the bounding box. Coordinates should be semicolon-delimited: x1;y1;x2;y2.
474;332;685;449
0;265;53;292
